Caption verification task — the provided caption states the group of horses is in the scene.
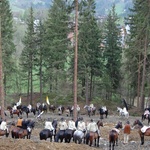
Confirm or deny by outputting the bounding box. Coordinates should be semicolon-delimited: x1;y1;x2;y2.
39;118;103;147
0;119;35;139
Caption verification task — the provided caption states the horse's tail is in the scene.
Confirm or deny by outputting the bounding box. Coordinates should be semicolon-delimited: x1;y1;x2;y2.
39;131;46;140
109;131;115;142
86;133;90;145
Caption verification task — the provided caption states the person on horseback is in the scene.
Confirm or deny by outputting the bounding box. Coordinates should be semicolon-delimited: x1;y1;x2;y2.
0;119;8;133
12;104;17;113
27;104;32;112
68;119;76;130
87;119;100;136
45;118;55;135
77;117;86;133
58;117;68;130
16;116;23;128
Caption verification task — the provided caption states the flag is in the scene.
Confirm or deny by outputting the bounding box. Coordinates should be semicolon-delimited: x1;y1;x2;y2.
19;97;21;103
46;96;50;105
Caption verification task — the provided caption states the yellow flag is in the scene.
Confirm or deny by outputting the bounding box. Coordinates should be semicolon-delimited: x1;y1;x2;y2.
46;96;50;105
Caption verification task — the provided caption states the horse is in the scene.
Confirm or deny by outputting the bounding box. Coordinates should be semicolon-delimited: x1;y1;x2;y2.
142;108;150;125
99;106;108;119
11;120;35;139
39;129;53;141
117;107;129;119
49;105;56;113
133;119;150;145
21;106;36;118
85;120;103;147
0;129;9;137
67;105;80;117
64;129;75;143
109;121;123;150
39;119;57;141
66;106;73;117
57;105;65;115
7;106;22;118
84;105;96;117
73;129;86;144
36;103;47;114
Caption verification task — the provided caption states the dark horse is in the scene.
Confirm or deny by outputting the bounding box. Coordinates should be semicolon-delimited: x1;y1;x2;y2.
64;129;75;143
21;106;36;118
49;105;56;113
7;106;22;118
39;119;57;141
142;108;150;125
36;103;47;114
39;129;53;141
109;121;122;150
133;119;150;145
86;120;103;147
99;106;108;119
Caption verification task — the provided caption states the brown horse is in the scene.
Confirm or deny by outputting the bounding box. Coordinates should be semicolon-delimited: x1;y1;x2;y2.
109;121;122;150
0;129;9;137
7;106;22;118
85;120;103;147
133;119;150;145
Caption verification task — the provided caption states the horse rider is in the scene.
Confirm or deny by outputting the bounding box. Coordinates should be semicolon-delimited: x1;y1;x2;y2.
55;117;68;142
16;116;23;128
144;108;150;116
27;104;32;112
58;117;68;131
68;118;76;131
89;104;94;110
87;119;100;136
12;104;17;113
0;119;8;133
45;118;55;135
77;117;86;133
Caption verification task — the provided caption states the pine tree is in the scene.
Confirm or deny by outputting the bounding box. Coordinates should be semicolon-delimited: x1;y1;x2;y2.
77;0;102;100
20;7;36;104
0;0;16;95
103;5;122;99
44;0;70;93
125;0;150;110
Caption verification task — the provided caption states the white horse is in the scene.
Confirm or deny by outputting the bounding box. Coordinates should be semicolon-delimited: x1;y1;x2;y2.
73;130;85;144
117;107;129;119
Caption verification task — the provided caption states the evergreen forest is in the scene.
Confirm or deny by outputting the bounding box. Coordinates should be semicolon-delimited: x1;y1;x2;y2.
0;0;150;112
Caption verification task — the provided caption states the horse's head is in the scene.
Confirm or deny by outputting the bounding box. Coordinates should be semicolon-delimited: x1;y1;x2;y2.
133;119;142;127
116;121;122;129
97;120;103;127
117;107;122;112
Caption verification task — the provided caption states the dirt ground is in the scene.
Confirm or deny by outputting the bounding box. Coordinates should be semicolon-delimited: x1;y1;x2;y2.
2;109;150;150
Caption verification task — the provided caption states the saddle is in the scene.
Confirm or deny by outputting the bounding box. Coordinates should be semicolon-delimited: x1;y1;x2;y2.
141;126;150;133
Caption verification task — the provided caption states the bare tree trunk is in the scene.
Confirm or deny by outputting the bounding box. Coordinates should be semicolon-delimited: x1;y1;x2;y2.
137;54;141;108
73;0;78;121
40;55;42;103
140;36;147;111
85;74;88;105
0;16;5;119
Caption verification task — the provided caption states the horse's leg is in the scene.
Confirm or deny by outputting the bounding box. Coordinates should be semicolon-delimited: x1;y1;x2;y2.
141;134;144;145
116;137;118;146
109;141;111;150
97;136;100;147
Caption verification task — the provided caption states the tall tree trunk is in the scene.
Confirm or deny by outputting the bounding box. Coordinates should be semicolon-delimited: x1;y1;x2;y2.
85;74;88;105
137;54;141;108
40;55;42;103
73;0;78;121
27;71;30;103
89;71;93;101
0;16;5;119
140;36;148;111
30;56;33;105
